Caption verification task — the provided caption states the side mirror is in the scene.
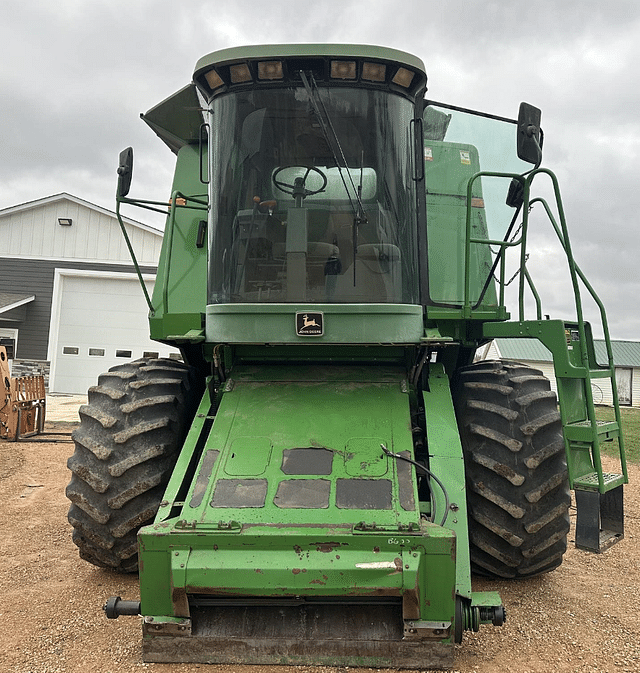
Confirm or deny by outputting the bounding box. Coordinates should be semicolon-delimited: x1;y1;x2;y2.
517;103;542;166
506;176;525;209
116;147;134;198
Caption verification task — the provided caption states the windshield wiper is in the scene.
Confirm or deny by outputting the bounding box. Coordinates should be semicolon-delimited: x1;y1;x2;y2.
299;71;367;286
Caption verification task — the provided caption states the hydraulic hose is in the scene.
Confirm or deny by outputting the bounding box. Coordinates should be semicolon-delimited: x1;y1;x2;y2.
380;444;451;527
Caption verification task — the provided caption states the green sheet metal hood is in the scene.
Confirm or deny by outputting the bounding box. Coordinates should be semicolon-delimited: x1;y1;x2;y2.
141;84;203;153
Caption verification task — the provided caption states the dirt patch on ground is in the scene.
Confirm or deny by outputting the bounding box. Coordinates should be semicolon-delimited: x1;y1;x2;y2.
1;422;637;673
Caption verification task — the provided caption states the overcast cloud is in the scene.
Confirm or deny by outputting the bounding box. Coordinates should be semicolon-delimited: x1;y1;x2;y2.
1;0;638;339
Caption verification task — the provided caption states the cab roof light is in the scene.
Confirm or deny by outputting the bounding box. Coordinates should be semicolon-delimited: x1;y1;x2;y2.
204;68;224;90
258;60;284;80
330;60;357;80
362;62;386;82
392;67;414;88
230;63;252;83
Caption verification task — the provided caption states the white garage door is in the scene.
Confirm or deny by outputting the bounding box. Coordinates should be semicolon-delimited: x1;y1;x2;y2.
50;273;178;394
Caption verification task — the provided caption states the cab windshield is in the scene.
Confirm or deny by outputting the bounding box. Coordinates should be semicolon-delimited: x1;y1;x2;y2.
207;85;419;304
424;104;532;308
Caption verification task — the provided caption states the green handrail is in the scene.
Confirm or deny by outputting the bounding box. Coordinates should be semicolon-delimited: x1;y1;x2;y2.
463;167;627;488
529;195;628;485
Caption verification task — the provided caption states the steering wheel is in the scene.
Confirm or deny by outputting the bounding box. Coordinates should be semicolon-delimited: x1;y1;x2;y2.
272;165;328;198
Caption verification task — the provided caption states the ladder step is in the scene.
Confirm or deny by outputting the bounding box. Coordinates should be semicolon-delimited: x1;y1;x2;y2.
573;472;626;492
564;420;619;442
587;368;614;379
575;485;624;552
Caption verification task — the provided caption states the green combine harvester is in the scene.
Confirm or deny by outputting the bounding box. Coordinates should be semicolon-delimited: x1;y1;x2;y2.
66;44;627;669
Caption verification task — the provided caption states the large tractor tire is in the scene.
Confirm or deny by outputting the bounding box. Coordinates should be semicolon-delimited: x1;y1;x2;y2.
453;360;571;578
66;358;199;573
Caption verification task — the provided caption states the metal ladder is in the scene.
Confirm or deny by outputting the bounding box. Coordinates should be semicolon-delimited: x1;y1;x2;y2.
556;320;627;551
475;167;628;552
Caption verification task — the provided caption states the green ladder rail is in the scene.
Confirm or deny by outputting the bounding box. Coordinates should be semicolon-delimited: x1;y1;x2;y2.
554;319;626;553
470;168;627;552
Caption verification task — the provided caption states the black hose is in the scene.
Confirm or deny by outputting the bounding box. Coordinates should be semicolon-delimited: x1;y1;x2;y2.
381;443;451;527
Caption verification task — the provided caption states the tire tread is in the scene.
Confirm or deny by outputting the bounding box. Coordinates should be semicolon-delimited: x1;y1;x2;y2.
66;357;198;572
453;359;570;578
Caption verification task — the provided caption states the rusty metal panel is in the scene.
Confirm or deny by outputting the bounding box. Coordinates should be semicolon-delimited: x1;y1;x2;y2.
0;346;46;441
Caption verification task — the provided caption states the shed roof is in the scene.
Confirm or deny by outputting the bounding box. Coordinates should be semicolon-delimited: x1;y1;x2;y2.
0;292;36;314
492;338;640;368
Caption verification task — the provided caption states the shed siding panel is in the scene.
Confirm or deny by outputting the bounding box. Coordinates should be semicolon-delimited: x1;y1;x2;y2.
593;368;639;407
0;196;163;266
31;207;47;256
592;377;613;406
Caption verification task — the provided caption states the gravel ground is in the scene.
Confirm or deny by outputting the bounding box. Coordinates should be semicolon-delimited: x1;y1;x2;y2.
0;421;637;673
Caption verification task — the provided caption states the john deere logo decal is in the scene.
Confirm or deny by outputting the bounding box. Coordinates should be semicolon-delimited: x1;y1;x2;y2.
296;312;324;336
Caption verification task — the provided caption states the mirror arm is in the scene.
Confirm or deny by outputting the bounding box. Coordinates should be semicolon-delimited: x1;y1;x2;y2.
529;133;543;170
118;196;172;216
115;198;155;314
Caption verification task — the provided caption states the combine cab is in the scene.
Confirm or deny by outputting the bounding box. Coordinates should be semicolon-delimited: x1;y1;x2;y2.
66;44;627;668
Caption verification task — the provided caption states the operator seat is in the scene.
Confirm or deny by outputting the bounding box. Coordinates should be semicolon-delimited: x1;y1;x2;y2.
334;243;402;302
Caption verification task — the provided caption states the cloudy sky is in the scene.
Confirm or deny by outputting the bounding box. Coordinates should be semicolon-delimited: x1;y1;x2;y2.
2;0;638;339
